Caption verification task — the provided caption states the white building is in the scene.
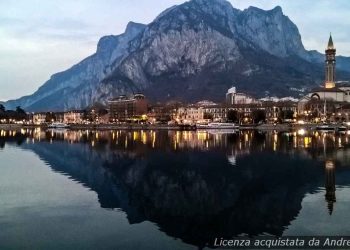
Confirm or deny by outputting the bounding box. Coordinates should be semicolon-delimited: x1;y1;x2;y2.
64;110;84;124
226;86;260;105
32;113;47;125
298;35;350;114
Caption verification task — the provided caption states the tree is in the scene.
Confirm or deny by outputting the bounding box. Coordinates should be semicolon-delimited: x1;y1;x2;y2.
252;110;266;124
0;104;5;121
227;110;238;123
16;106;26;114
0;104;5;112
14;106;27;121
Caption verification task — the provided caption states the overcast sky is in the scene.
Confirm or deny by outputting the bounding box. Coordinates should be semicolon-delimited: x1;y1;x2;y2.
1;0;350;101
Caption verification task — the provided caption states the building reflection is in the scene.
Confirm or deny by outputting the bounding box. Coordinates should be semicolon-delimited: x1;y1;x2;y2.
1;129;350;163
325;160;336;215
1;128;350;247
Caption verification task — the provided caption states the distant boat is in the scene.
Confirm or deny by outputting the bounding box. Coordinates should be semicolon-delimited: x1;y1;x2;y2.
48;122;70;129
316;124;348;132
337;126;347;132
197;122;239;129
316;124;334;131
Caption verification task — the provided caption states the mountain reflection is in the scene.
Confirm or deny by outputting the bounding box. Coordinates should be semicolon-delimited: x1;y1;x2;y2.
2;129;350;248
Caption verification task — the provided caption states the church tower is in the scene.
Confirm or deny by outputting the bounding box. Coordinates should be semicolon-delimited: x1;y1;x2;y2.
325;34;336;89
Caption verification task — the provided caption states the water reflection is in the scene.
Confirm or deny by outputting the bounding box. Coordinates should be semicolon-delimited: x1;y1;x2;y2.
325;160;336;215
1;129;350;248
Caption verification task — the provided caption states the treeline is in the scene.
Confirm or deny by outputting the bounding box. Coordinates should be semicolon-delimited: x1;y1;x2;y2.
0;104;27;122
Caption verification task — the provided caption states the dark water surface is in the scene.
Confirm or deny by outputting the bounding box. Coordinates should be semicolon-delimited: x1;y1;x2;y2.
1;129;350;249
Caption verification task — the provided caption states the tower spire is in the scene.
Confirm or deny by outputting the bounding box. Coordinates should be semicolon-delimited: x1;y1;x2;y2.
327;33;334;49
325;33;336;88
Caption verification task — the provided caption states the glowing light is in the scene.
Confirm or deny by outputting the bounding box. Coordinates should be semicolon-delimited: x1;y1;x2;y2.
297;129;306;136
325;160;335;169
304;137;312;148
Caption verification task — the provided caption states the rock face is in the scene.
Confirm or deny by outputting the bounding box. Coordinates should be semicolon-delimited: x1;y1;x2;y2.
5;0;350;111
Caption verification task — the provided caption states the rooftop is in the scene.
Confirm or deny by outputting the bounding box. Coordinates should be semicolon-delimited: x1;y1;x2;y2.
311;87;345;93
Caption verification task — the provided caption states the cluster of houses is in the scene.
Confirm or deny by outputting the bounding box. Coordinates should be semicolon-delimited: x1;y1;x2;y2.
27;89;298;126
14;35;350;126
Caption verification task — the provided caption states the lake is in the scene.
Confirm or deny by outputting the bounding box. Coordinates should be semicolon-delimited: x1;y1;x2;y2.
1;129;350;249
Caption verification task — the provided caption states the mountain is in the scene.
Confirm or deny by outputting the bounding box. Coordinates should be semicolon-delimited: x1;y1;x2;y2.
5;0;350;111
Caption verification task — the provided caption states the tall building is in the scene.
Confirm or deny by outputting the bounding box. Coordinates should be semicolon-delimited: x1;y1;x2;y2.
298;34;350;117
226;87;260;105
108;94;148;122
325;34;336;89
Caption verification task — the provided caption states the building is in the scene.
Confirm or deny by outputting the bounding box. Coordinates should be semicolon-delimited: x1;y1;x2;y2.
177;106;204;124
108;94;148;122
263;101;298;123
147;105;174;124
55;112;65;123
226;87;260;105
32;112;47;125
299;35;350;116
203;106;227;122
64;110;84;124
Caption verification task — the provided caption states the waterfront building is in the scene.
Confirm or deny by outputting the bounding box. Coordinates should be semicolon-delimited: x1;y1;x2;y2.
64;110;84;124
227;103;263;124
203;106;227;122
299;35;350;117
32;112;47;125
177;106;205;124
176;100;228;124
176;100;297;125
55;112;65;123
147;104;176;124
263;101;298;123
31;112;66;125
108;94;148;122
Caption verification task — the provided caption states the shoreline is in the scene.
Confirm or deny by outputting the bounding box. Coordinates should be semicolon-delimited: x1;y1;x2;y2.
0;123;348;132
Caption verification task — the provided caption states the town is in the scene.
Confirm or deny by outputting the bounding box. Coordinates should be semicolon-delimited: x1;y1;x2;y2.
1;35;350;131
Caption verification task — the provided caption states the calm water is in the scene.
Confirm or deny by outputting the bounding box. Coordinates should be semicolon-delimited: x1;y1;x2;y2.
1;129;350;249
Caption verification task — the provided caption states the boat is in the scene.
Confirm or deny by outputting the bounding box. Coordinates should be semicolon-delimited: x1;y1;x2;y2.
315;124;335;131
197;122;239;129
337;126;347;132
48;122;70;129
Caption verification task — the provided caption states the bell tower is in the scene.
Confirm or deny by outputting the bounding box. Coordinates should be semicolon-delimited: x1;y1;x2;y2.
325;34;336;89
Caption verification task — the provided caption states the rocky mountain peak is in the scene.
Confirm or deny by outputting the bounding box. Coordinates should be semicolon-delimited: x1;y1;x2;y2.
97;21;145;55
5;2;350;112
188;0;240;17
271;5;283;13
125;21;146;35
236;5;306;58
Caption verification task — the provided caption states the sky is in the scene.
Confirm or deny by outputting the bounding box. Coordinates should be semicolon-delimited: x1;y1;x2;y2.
1;0;350;101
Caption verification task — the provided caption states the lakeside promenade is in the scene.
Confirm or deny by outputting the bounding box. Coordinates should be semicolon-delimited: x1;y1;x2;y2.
1;123;348;132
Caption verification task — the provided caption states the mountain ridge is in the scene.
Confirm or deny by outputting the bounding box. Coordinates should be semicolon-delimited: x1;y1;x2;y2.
5;0;350;111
